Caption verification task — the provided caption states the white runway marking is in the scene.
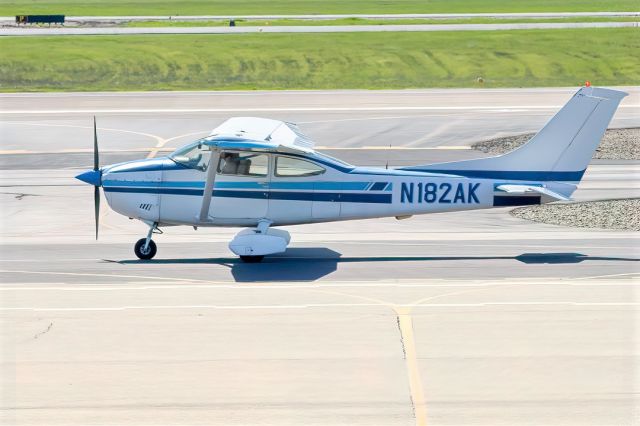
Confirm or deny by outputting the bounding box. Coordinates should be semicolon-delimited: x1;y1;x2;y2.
2;301;638;312
297;113;461;124
573;272;640;280
2;278;637;291
0;268;214;283
1;105;636;114
0;106;573;114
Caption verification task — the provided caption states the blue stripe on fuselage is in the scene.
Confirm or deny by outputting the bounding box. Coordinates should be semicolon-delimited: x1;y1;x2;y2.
102;180;377;191
397;169;585;181
103;187;391;204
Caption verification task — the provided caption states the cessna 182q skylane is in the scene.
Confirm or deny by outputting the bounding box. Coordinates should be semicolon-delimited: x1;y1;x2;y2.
76;86;626;262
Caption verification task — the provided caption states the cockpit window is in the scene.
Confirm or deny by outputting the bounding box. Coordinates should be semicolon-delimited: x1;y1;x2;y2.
275;156;325;177
169;141;211;171
217;152;268;177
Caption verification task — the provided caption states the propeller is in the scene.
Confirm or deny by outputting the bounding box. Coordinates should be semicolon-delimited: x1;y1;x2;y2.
75;117;103;240
93;116;100;240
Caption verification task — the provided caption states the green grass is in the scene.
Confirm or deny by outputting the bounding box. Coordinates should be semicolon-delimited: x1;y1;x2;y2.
2;0;639;16
1;28;638;92
122;16;640;27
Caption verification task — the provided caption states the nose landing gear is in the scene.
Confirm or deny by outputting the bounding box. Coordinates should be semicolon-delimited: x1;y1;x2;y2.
134;221;160;260
134;238;157;260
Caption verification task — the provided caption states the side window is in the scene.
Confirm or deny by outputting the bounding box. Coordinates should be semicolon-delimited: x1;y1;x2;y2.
275;156;325;177
217;152;268;177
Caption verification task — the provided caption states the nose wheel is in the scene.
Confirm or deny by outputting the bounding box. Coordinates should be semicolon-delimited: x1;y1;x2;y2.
134;238;157;260
134;221;159;260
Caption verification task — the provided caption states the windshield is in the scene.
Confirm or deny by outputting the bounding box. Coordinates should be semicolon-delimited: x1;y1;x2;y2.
169;140;211;171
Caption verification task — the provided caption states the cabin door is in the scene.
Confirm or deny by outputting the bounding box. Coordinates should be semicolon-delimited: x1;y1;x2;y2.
209;151;270;219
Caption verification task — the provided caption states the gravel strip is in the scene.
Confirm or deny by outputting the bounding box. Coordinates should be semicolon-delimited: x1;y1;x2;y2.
511;198;640;231
472;127;640;160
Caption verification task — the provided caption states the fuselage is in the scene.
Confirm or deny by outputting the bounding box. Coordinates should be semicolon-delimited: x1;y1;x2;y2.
100;149;568;228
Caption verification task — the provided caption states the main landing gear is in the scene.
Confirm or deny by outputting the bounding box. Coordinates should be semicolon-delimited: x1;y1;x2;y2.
229;220;290;263
134;222;160;260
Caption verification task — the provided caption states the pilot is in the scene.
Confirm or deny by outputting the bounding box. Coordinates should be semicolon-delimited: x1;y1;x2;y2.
219;152;240;174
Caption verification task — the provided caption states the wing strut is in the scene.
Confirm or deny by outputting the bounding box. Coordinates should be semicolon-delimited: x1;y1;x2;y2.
199;150;220;222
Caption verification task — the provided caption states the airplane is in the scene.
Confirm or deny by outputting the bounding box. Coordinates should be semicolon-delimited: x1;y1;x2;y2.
76;86;626;262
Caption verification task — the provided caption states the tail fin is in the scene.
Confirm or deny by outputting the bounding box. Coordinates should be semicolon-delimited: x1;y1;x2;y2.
401;87;627;183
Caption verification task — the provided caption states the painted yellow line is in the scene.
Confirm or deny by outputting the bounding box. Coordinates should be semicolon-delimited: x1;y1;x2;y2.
395;307;428;426
0;148;174;155
307;287;427;424
146;130;208;159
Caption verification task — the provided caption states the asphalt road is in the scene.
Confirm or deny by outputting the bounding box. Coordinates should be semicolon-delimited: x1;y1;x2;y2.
2;21;637;36
1;89;638;426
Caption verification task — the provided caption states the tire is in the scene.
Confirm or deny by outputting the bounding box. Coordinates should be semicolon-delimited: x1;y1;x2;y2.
134;238;157;260
240;255;264;263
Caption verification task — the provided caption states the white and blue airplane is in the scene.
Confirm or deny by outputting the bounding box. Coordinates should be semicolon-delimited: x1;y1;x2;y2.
76;86;626;262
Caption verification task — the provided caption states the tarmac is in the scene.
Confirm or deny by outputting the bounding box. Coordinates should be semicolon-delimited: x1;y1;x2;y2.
1;88;638;425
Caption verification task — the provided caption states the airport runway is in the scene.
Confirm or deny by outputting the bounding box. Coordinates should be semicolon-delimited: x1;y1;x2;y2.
2;21;638;36
1;89;638;425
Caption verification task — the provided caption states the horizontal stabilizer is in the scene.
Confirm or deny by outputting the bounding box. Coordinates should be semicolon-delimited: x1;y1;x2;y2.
496;184;572;201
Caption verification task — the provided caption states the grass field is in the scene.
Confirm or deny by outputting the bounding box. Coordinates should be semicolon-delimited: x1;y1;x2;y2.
2;0;639;16
122;17;640;27
1;28;638;92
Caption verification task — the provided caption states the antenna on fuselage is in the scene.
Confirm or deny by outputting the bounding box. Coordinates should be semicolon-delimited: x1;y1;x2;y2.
385;143;391;169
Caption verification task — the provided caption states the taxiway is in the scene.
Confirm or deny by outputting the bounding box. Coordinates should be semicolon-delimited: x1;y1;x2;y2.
1;88;638;426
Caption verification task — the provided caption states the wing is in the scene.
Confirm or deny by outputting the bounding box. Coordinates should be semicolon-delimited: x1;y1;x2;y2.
209;117;314;153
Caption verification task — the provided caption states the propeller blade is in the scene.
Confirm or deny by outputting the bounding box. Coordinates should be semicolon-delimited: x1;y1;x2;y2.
93;116;99;171
94;185;100;240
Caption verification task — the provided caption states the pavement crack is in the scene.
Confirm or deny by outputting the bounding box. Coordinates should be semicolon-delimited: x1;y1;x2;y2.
395;308;428;425
33;321;53;340
396;314;408;360
0;192;40;200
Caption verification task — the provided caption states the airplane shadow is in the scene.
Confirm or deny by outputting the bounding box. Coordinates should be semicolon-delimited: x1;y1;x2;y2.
114;249;638;282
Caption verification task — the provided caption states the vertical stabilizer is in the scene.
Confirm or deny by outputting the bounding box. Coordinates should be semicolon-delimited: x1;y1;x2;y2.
401;87;627;183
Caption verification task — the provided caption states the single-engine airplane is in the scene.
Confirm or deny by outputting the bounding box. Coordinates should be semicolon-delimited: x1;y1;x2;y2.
76;86;626;262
